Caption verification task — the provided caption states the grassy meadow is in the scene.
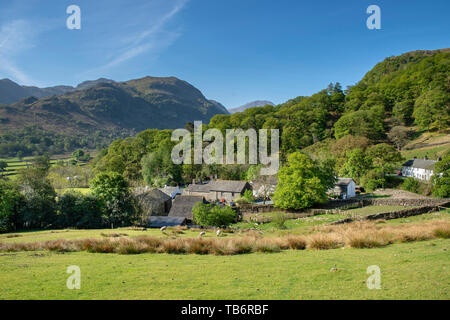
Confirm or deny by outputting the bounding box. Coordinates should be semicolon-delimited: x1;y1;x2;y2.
0;210;448;300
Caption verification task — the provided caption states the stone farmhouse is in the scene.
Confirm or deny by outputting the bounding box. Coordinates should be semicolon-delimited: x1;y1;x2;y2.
184;180;252;202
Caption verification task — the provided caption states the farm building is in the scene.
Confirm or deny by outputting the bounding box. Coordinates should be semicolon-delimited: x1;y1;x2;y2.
330;178;356;199
159;186;183;199
168;195;206;222
184;180;251;202
135;189;172;219
401;157;438;181
148;216;187;228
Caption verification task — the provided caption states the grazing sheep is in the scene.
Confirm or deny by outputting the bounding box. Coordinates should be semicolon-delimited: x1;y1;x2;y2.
199;231;206;237
160;226;167;232
216;229;222;237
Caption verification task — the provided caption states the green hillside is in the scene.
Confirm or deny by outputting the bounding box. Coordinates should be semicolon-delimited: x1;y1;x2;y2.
0;76;228;157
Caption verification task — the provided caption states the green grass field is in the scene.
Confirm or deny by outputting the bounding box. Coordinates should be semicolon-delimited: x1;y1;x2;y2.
0;239;448;300
0;156;76;179
0;211;448;300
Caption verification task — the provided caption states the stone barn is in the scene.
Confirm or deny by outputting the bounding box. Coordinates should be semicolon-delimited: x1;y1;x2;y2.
168;195;206;223
135;189;172;224
330;178;356;199
184;180;252;203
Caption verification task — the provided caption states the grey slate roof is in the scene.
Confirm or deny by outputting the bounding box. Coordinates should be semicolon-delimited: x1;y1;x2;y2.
158;186;182;198
135;189;171;203
336;178;354;186
402;159;437;170
168;196;205;220
209;180;250;193
186;180;250;193
185;183;211;193
148;216;187;228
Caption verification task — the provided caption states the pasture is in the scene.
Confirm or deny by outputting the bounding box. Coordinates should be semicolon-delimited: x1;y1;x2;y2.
0;211;448;300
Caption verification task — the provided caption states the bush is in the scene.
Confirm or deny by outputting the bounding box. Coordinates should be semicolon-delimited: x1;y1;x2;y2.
58;192;103;229
401;177;419;193
0;180;24;233
364;179;383;192
193;203;237;227
272;212;288;229
243;190;255;202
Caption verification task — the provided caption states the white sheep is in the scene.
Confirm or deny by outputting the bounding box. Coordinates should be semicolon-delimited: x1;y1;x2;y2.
199;231;206;237
216;229;222;237
160;226;167;232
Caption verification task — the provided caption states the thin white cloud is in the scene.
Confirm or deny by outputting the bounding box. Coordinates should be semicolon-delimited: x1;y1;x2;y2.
87;0;188;74
0;19;38;85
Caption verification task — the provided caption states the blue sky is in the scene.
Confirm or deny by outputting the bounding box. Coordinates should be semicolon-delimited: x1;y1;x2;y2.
0;0;449;108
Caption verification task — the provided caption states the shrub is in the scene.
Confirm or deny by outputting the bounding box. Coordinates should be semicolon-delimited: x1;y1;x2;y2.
307;234;342;250
0;180;24;233
347;232;392;248
401;177;419;193
272;212;288;229
434;227;450;239
193;203;237;227
285;236;307;250
243;190;255;203
58;192;103;229
364;179;383;192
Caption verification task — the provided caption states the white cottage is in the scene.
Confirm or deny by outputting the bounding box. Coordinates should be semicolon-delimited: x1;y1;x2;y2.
401;157;437;181
331;178;356;199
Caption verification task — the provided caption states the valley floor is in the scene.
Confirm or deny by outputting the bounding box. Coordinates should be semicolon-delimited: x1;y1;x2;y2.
0;211;449;300
0;240;448;300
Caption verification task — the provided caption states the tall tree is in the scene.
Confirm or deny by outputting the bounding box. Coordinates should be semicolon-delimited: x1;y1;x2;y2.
368;143;403;188
273;152;335;210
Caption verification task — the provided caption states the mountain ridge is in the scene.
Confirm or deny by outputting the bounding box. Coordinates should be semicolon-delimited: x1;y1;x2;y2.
228;100;275;113
0;76;229;156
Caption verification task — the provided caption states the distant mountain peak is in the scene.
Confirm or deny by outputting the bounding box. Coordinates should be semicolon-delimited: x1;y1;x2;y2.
76;78;115;90
228;100;275;114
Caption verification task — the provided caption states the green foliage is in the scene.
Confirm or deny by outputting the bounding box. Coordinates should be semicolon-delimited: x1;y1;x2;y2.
272;212;288;229
334;109;384;140
364;179;383;192
192;203;237;227
368;143;403;187
90;172;137;227
339;148;372;184
0;161;7;176
433;151;450;198
273;152;335;210
94;129;173;181
245;164;262;182
0;180;23;233
401;177;420;194
16;159;57;229
360;169;384;192
57;192;102;229
243;189;255;202
141;142;182;187
413;88;449;131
